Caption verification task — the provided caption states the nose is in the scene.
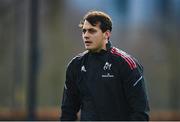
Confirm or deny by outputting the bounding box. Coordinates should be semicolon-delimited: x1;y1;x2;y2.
83;31;89;40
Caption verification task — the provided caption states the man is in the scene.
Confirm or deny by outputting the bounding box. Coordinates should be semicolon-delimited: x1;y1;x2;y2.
60;10;150;121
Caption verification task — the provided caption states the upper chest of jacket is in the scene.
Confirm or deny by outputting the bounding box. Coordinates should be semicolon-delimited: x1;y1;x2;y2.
75;51;125;103
77;51;122;83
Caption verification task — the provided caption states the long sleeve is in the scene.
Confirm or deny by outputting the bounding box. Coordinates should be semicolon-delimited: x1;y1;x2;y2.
121;60;150;121
60;60;81;121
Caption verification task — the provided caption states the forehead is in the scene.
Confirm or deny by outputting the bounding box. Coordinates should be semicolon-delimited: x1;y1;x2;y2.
82;20;100;29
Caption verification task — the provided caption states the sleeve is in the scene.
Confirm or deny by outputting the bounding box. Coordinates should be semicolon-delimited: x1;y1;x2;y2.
60;60;81;121
121;59;150;121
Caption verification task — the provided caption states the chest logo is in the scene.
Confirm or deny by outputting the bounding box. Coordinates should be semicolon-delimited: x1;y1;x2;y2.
81;65;87;72
103;62;112;70
102;62;114;78
102;73;114;78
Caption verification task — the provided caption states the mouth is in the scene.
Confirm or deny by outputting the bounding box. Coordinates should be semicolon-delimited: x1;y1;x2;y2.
84;41;92;46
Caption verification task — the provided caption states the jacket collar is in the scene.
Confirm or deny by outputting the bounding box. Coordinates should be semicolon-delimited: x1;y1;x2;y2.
106;40;112;51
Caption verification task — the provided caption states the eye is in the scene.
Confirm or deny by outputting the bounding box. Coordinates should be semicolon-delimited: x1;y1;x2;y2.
88;29;96;33
82;29;86;34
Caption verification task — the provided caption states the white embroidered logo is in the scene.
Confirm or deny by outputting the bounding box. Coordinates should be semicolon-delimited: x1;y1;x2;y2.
103;62;112;70
102;62;114;78
81;65;86;72
102;73;114;78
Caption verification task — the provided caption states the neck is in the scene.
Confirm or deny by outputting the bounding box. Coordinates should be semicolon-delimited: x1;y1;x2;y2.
101;39;108;51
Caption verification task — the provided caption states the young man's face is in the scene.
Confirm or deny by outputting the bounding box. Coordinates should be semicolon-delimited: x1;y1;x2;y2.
82;20;109;52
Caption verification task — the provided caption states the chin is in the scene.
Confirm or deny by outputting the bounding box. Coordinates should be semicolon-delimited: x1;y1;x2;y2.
86;48;97;52
85;46;98;52
85;46;93;50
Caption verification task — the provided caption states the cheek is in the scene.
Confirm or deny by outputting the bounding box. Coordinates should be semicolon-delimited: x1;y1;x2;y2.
94;33;103;39
102;33;107;39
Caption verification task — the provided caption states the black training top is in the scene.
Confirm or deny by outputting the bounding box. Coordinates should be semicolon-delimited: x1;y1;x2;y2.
60;41;150;121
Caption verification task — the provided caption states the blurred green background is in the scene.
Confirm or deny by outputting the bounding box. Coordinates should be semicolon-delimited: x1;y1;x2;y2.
0;0;180;120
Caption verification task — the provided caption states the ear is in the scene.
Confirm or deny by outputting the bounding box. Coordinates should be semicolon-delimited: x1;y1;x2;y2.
104;30;111;40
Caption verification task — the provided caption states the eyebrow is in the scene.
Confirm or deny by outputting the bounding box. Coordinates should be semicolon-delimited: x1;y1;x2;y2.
82;28;96;32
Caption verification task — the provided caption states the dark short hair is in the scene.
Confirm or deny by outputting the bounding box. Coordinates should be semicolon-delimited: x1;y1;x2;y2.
79;10;112;32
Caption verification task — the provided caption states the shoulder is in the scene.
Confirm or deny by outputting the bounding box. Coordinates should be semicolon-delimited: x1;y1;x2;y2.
76;50;89;59
67;50;89;68
110;47;140;70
